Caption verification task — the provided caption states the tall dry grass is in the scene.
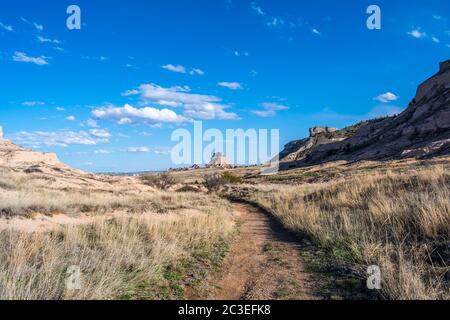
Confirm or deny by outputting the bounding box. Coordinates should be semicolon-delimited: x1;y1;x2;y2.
0;170;235;300
247;166;450;300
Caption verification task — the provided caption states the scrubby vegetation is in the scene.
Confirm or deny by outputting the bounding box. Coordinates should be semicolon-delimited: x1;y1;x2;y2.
141;172;176;190
203;172;243;192
241;166;450;300
0;170;235;299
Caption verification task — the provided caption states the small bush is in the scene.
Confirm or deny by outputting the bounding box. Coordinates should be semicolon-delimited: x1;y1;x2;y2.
141;173;176;190
203;174;224;192
222;172;243;184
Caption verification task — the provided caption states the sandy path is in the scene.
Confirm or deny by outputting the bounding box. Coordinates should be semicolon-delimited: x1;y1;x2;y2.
191;201;319;300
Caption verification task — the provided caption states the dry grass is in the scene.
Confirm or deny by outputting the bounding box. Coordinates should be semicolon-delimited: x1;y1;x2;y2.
0;170;235;300
243;166;450;300
0;170;165;217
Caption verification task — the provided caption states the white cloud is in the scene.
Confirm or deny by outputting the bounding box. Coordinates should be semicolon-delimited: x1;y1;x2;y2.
86;119;98;127
189;68;204;75
65;115;76;121
94;149;111;154
162;64;186;73
89;129;111;138
153;147;171;155
92;104;188;125
56;107;65;111
252;102;289;117
37;35;61;44
251;2;265;16
408;28;426;39
312;28;321;35
13;52;48;66
218;82;243;90
374;92;399;103
125;83;238;120
118;118;132;125
10;131;109;148
162;64;204;75
53;47;64;52
234;51;249;57
124;147;151;153
121;89;140;96
432;36;440;43
23;101;44;107
266;17;285;28
260;102;289;111
33;22;43;31
0;22;13;32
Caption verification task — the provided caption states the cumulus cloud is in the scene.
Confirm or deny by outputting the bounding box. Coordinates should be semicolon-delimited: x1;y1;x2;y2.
374;92;399;103
408;28;426;39
162;64;204;75
86;119;98;127
162;64;186;73
0;22;13;32
65;115;76;121
252;102;289;117
124;83;238;120
13;52;48;66
92;104;188;125
10;130;109;148
218;82;243;90
89;129;111;138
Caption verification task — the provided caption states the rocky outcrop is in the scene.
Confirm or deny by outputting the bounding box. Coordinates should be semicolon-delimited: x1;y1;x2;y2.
0;127;65;167
279;126;346;162
207;152;231;168
279;60;450;170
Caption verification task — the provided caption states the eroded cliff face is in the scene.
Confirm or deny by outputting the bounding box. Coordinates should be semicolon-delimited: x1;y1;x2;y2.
0;130;64;167
279;127;345;162
279;60;450;170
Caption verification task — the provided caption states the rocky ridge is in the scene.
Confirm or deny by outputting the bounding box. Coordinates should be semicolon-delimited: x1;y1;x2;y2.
279;60;450;170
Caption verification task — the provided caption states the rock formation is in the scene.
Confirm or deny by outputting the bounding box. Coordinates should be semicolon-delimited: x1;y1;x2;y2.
279;126;345;162
207;152;231;168
279;60;450;170
0;126;64;167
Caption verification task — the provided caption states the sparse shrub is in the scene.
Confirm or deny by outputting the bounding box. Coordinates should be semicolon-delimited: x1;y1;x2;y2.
176;185;201;193
203;173;224;192
141;173;176;190
221;171;243;184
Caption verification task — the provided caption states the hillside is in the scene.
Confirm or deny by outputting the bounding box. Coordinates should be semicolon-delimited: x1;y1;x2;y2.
279;60;450;170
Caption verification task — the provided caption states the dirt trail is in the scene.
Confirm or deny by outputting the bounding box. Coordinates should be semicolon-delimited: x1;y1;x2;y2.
192;201;319;300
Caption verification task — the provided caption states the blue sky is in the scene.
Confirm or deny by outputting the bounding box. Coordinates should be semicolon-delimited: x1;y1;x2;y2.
0;0;449;172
